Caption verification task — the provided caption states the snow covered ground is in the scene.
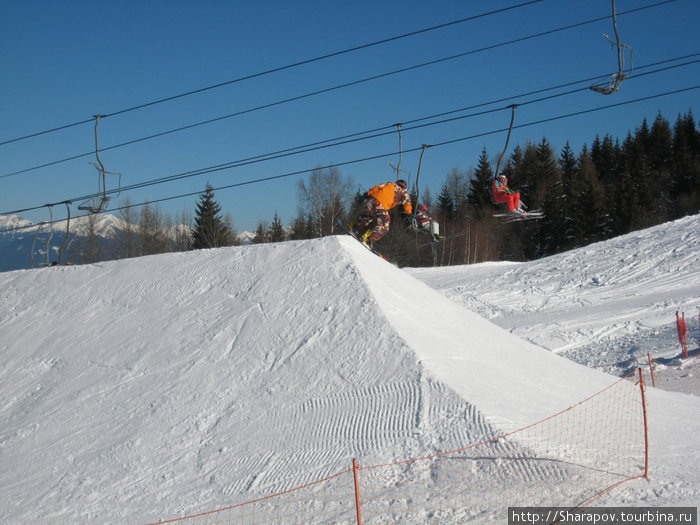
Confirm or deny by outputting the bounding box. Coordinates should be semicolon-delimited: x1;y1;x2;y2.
407;215;700;395
1;214;698;523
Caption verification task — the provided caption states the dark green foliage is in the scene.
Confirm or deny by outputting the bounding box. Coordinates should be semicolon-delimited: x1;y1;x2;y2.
289;212;315;240
437;184;455;221
670;111;700;217
466;147;495;219
433;109;698;265
285;109;697;267
269;212;286;242
192;184;233;249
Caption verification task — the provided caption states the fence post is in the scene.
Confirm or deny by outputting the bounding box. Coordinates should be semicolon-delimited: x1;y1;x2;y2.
638;368;649;479
646;353;656;387
676;311;688;359
352;458;363;525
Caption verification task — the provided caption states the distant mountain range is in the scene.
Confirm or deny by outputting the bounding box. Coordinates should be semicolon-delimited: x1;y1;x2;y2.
0;214;254;272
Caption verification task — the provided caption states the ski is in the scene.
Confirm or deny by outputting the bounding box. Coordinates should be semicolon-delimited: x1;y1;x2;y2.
335;218;387;259
493;210;544;222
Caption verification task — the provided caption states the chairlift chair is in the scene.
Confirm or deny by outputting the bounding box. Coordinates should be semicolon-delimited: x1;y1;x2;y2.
78;195;111;213
78;115;120;214
589;0;633;95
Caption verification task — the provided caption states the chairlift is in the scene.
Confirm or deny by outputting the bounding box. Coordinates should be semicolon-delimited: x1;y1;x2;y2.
58;200;72;265
78;115;121;213
31;205;54;268
489;104;518;205
387;123;411;181
411;144;440;266
589;0;633;94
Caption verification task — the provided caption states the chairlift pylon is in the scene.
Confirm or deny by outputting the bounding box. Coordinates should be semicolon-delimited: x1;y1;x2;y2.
78;115;121;213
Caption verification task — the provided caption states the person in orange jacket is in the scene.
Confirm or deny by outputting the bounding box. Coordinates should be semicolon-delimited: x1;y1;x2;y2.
352;179;413;246
491;173;525;213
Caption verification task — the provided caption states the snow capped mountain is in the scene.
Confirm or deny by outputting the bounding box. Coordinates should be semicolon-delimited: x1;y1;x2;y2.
0;214;698;523
0;213;256;271
0;213;33;231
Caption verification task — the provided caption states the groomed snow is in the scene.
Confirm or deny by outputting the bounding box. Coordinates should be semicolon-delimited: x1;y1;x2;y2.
1;215;698;523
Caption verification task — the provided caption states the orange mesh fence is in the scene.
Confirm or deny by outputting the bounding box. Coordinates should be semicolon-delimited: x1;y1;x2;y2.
146;469;358;525
356;372;646;523
149;372;647;525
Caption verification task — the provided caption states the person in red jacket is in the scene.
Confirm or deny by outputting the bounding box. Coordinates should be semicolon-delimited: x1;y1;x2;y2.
491;173;524;213
352;179;413;246
415;204;440;241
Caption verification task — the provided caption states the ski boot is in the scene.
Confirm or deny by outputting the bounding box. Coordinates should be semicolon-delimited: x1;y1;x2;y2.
359;229;373;248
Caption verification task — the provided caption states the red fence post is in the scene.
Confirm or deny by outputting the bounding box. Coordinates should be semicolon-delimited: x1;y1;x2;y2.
352;458;363;525
638;368;649;479
646;353;656;387
676;311;689;359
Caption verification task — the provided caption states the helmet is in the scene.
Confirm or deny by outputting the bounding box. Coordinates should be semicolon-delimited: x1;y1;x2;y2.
419;204;428;211
497;173;507;179
396;179;407;189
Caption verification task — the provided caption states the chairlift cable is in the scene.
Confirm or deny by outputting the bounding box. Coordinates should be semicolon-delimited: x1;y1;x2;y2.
0;0;548;148
1;82;698;231
4;69;698;217
2;27;691;179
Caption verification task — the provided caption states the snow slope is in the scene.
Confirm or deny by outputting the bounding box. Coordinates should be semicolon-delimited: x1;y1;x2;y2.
407;214;700;394
1;217;699;523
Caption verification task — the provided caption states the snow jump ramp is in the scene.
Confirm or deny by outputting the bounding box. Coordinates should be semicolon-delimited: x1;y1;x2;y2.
0;235;646;522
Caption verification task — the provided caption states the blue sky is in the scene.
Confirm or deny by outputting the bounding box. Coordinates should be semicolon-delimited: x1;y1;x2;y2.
1;0;698;232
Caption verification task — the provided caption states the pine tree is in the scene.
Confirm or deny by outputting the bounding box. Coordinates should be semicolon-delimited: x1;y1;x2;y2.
533;138;566;257
572;145;608;244
192;184;232;249
466;147;494;219
559;143;577;247
253;222;268;244
591;135;624;234
619;131;650;231
436;184;455;221
269;212;286;242
671;111;700;217
647;112;674;219
289;212;315;240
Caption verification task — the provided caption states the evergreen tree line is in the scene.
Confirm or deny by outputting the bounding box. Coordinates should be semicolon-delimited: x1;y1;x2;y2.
283;110;698;267
103;110;697;267
443;110;699;264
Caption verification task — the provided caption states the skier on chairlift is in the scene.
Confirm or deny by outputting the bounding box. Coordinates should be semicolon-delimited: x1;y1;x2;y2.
491;173;526;214
415;204;440;241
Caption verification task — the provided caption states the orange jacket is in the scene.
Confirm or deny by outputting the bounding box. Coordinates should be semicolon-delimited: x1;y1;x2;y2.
367;182;413;215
